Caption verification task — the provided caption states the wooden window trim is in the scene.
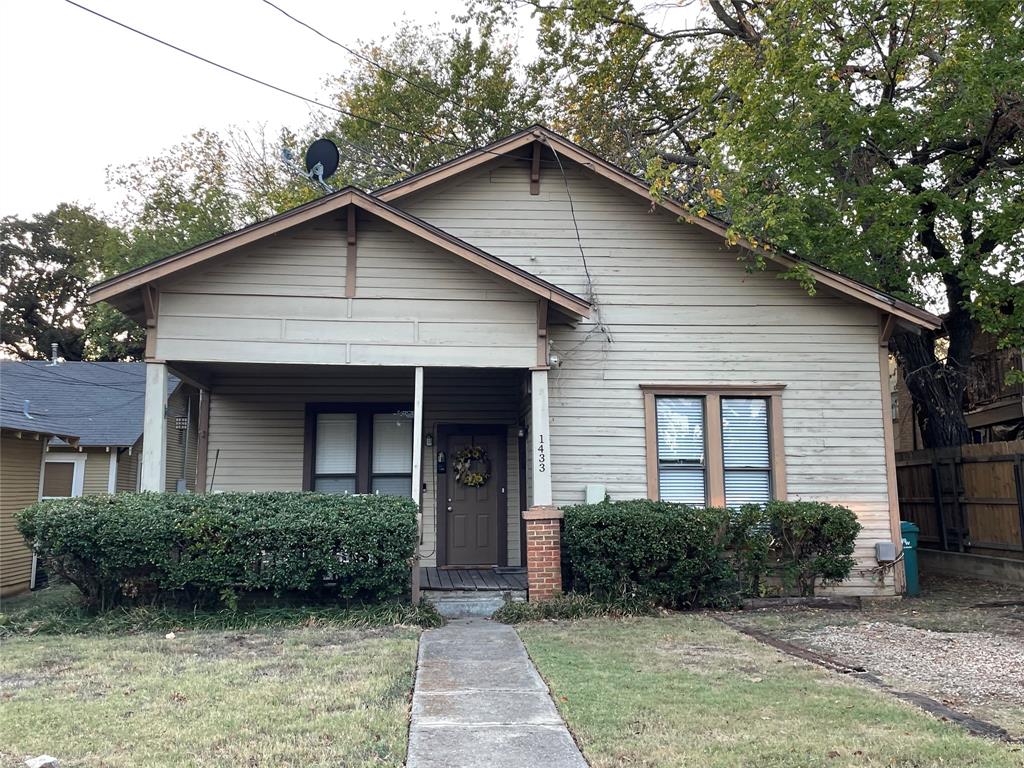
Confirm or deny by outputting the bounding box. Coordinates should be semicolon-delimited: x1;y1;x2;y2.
643;385;786;505
303;402;412;493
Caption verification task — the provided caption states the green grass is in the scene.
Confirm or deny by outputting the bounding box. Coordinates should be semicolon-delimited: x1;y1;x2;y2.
0;583;443;636
519;616;1024;768
1;622;419;767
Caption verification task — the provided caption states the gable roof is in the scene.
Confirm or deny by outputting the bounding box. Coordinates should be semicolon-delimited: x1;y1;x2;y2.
377;125;942;330
0;361;180;448
89;187;591;320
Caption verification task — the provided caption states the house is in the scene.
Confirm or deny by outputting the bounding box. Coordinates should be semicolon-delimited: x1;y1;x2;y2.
0;403;78;597
0;362;199;596
892;324;1023;451
88;126;941;600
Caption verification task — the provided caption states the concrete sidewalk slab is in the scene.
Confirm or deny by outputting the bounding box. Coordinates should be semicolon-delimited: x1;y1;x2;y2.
406;618;588;768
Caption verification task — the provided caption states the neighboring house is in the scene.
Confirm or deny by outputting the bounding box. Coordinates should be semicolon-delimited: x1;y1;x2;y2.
0;362;199;596
892;326;1023;451
88;126;941;598
0;405;78;597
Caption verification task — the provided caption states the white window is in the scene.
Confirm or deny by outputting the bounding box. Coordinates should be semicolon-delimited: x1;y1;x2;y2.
655;397;707;505
314;413;357;494
721;397;772;507
309;408;414;498
42;454;85;499
371;413;413;497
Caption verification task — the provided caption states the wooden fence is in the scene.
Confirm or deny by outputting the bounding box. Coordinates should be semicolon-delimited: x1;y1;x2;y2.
896;440;1024;559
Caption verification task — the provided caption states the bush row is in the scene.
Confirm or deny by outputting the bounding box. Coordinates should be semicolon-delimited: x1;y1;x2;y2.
562;499;861;608
16;492;418;610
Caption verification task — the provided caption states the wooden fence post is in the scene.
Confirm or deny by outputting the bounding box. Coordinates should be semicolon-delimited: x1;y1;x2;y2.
1014;458;1024;554
931;461;949;551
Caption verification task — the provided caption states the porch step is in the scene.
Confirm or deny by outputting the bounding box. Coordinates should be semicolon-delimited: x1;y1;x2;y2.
423;589;527;618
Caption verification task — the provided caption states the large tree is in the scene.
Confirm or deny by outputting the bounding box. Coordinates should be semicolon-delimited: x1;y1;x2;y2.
312;23;541;188
1;204;127;360
514;0;1023;447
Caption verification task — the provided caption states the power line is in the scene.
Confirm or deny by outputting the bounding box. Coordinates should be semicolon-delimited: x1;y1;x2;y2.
61;0;489;158
258;0;491;123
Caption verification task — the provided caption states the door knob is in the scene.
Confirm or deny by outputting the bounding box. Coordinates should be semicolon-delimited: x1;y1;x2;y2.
447;505;453;512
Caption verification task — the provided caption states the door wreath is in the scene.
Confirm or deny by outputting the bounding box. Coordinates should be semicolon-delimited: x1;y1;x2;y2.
453;445;491;487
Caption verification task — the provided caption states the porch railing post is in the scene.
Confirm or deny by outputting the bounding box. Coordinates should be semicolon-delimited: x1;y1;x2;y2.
411;366;424;604
140;361;168;491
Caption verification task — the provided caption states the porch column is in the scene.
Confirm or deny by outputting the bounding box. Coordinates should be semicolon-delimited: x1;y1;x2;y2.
410;366;424;603
530;369;552;506
140;361;168;491
525;368;563;601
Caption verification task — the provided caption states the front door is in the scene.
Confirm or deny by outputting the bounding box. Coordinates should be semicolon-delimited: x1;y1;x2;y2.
442;428;505;567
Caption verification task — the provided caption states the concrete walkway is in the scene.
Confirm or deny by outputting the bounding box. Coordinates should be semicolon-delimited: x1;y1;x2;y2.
406;619;588;768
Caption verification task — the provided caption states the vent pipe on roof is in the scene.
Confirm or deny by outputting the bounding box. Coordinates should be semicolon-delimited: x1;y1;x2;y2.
48;343;59;366
23;399;33;419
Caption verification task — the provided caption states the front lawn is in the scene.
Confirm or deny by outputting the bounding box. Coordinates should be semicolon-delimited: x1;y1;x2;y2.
520;616;1023;768
0;587;422;767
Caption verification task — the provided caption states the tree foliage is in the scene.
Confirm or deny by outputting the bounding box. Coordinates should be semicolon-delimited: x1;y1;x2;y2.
313;23;541;188
517;0;1024;446
1;204;126;360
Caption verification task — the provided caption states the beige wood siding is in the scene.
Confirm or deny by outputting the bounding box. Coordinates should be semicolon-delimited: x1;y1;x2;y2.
117;442;140;492
165;386;199;493
403;159;896;595
1;434;42;596
204;366;523;567
155;216;538;368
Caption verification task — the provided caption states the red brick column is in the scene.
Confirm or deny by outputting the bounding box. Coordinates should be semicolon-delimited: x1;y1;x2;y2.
523;506;563;602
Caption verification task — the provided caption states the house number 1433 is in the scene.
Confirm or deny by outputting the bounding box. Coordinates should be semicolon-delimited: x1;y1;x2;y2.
537;435;546;472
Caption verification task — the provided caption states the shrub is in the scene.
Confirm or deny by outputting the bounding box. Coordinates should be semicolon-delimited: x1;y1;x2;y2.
16;492;418;610
562;500;738;609
561;499;863;608
0;583;445;637
491;593;656;624
728;500;861;596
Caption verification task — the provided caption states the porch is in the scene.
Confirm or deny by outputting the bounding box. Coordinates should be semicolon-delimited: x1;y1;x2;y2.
419;566;529;592
136;361;563;602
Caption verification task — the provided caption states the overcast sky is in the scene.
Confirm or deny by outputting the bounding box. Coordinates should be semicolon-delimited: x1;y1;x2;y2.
0;0;538;219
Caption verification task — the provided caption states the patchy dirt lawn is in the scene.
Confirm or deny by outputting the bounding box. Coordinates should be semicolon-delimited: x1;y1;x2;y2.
729;575;1024;739
0;625;419;767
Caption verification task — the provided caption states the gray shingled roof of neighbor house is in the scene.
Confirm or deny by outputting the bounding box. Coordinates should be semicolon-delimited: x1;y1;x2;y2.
0;361;179;447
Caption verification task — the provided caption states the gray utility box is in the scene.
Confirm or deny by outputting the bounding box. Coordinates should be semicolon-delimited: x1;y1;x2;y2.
875;540;897;563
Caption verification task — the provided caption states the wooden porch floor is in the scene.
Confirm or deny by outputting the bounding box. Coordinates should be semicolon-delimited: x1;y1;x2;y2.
420;567;528;592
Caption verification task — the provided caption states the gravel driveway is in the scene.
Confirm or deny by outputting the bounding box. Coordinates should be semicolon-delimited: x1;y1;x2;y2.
730;576;1024;737
803;621;1024;707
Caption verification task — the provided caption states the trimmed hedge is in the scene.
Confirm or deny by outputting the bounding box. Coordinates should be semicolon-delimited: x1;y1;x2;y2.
563;500;736;609
16;492;418;610
728;500;861;597
562;499;861;608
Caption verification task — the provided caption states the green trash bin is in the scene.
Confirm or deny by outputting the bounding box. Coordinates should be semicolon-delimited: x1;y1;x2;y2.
900;520;920;597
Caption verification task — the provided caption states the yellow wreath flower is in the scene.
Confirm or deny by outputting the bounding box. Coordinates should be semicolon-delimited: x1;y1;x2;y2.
453;445;491;488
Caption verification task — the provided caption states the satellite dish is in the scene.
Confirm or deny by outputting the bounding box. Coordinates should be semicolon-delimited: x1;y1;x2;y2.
305;138;340;184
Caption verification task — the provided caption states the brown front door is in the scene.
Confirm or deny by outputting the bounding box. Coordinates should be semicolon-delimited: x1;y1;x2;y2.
441;428;506;567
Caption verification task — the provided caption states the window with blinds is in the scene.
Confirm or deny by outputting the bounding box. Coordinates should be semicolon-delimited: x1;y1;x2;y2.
655;396;706;505
314;413;357;494
721;397;771;506
371;413;413;497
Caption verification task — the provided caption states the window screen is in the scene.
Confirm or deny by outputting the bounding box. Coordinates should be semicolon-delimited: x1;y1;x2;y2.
314;413;357;493
42;461;75;498
656;397;706;505
721;397;771;506
372;413;412;498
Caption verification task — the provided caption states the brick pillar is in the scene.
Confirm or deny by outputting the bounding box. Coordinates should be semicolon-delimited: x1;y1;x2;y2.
523;505;563;602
